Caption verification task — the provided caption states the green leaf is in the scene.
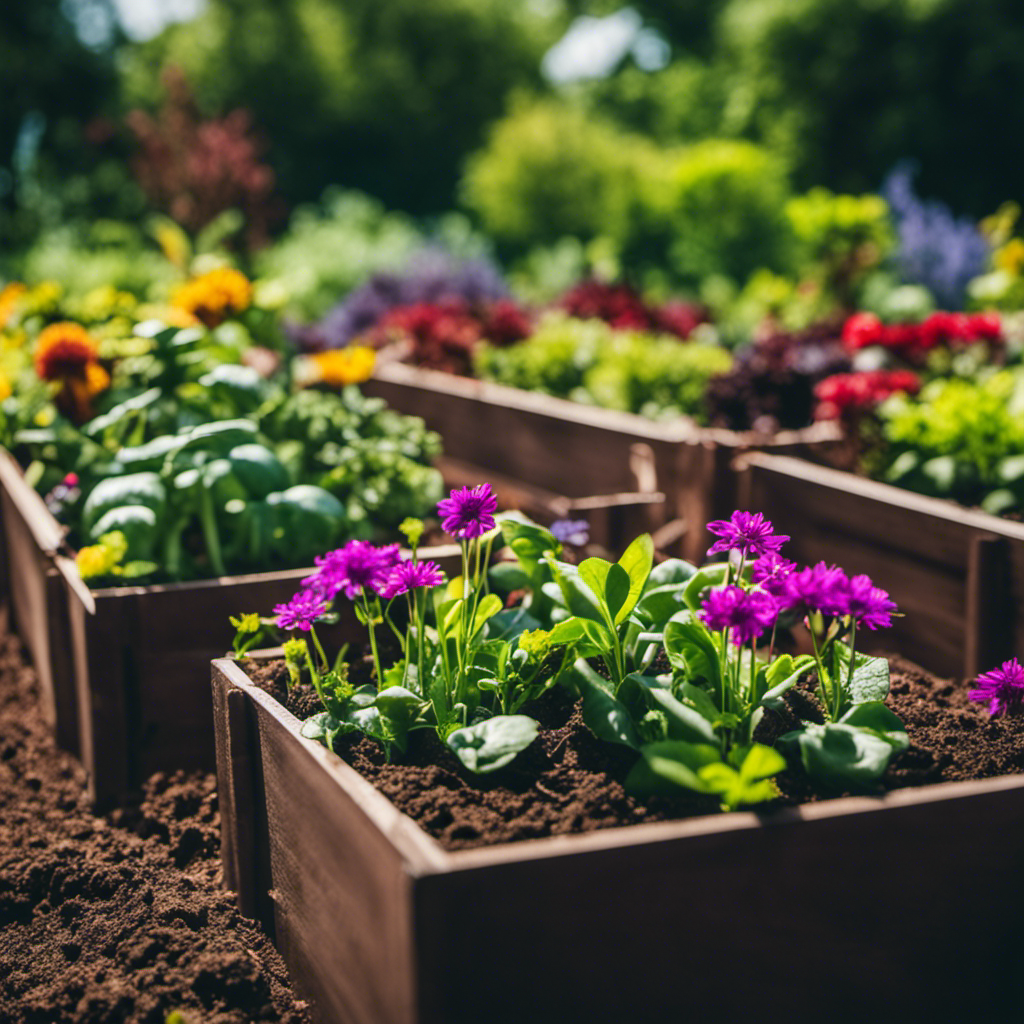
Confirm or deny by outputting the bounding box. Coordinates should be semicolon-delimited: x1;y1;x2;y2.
646;558;699;588
636;677;717;744
546;558;606;623
568;659;639;749
615;533;654;624
682;563;730;613
759;654;815;710
471;593;504;638
300;712;350;753
738;743;786;783
782;722;896;788
834;644;890;706
625;740;721;795
546;618;588;647
680;681;721;725
663;616;723;694
446;715;539;773
604;562;632;623
488;562;532;594
840;701;909;752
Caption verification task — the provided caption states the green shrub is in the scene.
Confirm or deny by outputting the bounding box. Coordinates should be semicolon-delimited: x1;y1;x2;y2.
474;314;732;422
461;98;666;249
653;140;792;286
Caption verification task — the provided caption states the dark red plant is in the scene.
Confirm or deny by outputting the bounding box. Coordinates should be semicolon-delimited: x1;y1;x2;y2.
126;67;278;248
813;370;921;422
558;280;706;340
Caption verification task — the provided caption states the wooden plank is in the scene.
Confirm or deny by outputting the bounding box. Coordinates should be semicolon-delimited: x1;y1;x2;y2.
417;776;1024;1022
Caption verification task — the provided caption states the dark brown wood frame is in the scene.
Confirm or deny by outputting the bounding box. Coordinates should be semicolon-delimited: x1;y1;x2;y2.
213;656;1024;1024
737;451;1024;680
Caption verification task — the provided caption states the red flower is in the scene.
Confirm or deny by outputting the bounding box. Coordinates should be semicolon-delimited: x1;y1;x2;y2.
841;313;885;352
655;301;707;340
814;370;921;420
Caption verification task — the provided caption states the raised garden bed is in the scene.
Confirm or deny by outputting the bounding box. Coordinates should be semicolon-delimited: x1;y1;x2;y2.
212;654;1024;1024
737;451;1024;680
363;361;839;563
0;447;659;805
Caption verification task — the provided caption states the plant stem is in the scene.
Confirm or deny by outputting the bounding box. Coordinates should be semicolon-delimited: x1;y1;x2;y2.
198;488;226;577
808;624;830;719
843;619;857;719
361;592;383;686
309;625;329;675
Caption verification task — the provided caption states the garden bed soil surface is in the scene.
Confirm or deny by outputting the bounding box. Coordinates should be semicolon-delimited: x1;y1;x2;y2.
249;653;1024;851
0;631;310;1024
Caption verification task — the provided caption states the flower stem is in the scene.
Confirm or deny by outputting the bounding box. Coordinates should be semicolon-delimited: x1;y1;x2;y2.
361;592;383;687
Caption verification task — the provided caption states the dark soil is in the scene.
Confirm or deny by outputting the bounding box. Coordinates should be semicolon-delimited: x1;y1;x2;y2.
248;649;1024;852
0;632;310;1024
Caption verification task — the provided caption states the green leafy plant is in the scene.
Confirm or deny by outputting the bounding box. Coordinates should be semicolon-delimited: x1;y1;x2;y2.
474;313;731;422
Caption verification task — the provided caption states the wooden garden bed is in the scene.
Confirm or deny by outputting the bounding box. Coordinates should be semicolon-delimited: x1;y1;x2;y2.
0;448;660;805
212;655;1024;1024
737;451;1024;681
363;362;839;564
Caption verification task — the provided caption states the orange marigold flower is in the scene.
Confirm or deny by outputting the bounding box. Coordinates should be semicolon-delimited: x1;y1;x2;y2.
171;267;253;328
34;322;100;381
0;282;26;328
309;346;376;387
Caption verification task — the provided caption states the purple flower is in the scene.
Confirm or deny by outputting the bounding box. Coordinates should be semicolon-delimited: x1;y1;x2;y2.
784;562;850;617
303;541;401;601
751;552;796;597
274;589;329;631
845;574;897;630
550;518;589;547
378;559;446;599
969;658;1024;717
706;510;789;559
700;585;778;645
437;483;498;539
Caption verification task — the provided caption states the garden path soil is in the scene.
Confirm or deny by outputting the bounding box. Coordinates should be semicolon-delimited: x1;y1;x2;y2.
0;632;310;1024
252;651;1024;851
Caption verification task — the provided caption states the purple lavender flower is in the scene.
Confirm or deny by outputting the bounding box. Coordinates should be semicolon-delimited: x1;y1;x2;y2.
783;562;850;617
700;585;778;645
751;552;796;597
274;589;329;631
845;574;897;631
550;518;590;547
706;510;789;559
292;250;509;351
303;541;401;601
882;164;990;310
378;559;446;600
437;484;498;539
969;658;1024;717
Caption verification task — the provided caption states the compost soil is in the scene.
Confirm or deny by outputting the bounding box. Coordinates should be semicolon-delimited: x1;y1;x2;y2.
251;650;1024;852
0;632;310;1024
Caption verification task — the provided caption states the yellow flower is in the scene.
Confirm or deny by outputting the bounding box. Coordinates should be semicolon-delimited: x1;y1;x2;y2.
0;282;26;328
0;374;11;402
75;530;127;580
995;238;1024;277
76;544;117;580
309;346;376;387
171;267;253;328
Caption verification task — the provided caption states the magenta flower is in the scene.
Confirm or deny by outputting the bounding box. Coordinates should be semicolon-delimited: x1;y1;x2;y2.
303;541;401;601
437;483;498;539
706;510;789;558
700;585;778;645
274;589;328;631
783;562;850;617
378;559;446;599
751;552;796;597
550;518;590;547
969;658;1024;717
845;574;897;630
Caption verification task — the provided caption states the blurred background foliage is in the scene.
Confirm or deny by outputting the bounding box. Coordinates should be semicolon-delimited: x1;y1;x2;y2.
2;0;1023;309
